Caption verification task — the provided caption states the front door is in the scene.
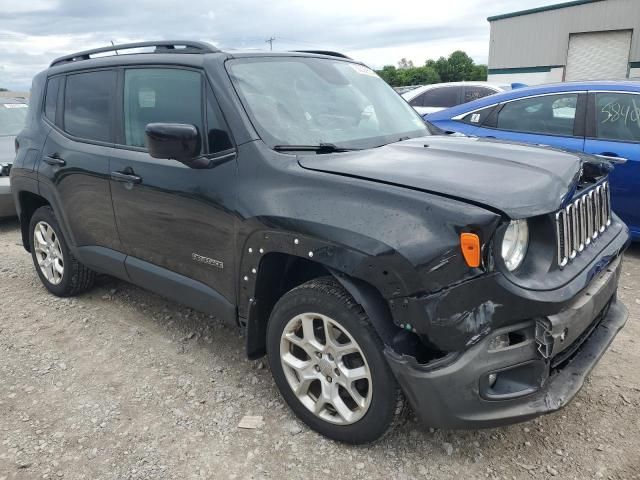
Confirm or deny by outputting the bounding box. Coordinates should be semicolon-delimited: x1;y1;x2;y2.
109;67;238;303
583;91;640;238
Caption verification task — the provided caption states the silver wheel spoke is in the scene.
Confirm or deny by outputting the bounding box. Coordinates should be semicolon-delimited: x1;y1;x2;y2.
330;388;355;423
53;259;64;275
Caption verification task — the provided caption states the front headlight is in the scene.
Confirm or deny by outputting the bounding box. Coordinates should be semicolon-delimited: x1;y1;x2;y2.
501;219;529;271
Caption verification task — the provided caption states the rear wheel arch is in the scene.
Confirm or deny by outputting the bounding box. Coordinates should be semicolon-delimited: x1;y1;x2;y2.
17;191;50;252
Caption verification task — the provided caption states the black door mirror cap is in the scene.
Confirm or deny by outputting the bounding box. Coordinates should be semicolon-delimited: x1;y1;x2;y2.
145;123;202;163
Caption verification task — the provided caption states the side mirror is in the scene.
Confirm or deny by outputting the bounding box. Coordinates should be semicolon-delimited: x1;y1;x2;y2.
145;123;201;163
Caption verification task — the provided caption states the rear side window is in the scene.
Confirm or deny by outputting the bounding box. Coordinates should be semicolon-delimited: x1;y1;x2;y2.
44;76;61;123
496;94;578;136
123;68;203;148
460;105;496;125
595;92;640;142
64;70;116;142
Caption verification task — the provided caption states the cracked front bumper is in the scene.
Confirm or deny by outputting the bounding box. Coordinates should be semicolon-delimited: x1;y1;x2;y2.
385;256;628;429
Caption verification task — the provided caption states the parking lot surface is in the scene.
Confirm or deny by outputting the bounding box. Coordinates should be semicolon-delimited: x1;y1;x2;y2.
1;218;639;480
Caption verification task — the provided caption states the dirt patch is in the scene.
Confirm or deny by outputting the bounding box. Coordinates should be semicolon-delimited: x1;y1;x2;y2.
1;218;639;479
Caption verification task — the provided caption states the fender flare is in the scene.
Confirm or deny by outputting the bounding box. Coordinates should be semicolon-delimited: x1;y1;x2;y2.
327;268;398;346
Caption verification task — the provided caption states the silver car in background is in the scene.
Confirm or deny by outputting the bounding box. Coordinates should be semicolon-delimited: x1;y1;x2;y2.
0;98;28;218
402;81;511;116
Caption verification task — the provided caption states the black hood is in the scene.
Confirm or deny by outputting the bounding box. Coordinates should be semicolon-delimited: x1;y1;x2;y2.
298;136;600;219
0;136;15;165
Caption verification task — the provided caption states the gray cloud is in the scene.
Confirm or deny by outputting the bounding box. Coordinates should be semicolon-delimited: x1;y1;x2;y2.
0;0;552;90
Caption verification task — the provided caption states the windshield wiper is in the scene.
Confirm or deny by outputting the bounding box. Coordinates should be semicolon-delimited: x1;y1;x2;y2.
273;143;360;154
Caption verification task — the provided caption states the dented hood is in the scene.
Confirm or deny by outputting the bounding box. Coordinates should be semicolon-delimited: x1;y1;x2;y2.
298;136;587;218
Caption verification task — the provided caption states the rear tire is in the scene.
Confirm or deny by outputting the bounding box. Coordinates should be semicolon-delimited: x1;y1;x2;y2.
266;276;405;444
29;206;94;297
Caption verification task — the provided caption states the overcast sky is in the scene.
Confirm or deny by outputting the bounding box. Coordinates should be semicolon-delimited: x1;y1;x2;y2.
0;0;554;90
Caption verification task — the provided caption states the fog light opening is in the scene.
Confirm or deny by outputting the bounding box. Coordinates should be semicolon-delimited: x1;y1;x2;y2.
489;334;510;351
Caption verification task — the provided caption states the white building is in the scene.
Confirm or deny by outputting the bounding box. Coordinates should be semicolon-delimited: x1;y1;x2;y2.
487;0;640;85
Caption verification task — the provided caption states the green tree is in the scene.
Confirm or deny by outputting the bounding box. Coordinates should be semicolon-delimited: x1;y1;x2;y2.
376;51;488;87
397;58;414;70
430;50;476;82
0;88;8;92
470;64;488;81
376;65;400;86
397;66;440;86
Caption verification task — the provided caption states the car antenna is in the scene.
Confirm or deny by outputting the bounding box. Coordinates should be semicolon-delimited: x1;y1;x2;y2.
110;40;119;55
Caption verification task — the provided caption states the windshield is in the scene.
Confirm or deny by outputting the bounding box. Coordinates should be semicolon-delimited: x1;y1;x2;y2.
226;57;430;150
0;103;28;136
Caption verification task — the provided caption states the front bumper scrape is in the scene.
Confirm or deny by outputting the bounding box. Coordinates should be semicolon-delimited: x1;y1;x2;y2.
385;294;627;429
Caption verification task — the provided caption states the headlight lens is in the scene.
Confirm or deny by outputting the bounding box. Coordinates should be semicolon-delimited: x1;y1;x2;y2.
501;219;529;271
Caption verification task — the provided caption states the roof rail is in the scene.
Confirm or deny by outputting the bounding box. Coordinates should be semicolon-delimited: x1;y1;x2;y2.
50;40;219;67
293;50;352;59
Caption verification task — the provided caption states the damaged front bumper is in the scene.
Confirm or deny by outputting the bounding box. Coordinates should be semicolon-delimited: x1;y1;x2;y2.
385;255;628;429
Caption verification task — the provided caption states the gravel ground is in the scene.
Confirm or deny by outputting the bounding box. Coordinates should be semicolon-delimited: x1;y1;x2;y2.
1;217;639;480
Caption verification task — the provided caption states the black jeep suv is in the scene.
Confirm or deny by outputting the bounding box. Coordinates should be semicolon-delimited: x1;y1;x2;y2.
11;41;630;444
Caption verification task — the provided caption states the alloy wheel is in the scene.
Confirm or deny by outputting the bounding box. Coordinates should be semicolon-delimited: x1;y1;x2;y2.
33;221;64;285
279;312;373;425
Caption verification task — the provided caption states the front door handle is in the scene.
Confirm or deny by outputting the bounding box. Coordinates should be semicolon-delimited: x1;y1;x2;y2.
111;171;142;184
595;154;628;165
43;154;66;166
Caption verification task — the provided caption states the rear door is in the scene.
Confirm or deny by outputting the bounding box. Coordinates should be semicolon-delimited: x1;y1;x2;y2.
38;70;122;252
470;92;586;152
583;91;640;237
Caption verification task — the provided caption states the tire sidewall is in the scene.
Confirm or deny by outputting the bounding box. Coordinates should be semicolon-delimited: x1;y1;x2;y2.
267;281;399;443
29;207;74;297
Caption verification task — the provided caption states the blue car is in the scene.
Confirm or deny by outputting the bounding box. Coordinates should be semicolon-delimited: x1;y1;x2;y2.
426;82;640;240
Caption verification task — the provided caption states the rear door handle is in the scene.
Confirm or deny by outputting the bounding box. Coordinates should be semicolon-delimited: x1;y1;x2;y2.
43;155;66;166
111;171;142;184
595;154;628;165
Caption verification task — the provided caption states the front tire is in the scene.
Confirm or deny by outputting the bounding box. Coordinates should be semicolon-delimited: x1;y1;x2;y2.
29;206;95;297
266;277;405;444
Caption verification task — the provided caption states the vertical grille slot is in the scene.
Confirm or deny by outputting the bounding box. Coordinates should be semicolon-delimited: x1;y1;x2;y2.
555;180;611;267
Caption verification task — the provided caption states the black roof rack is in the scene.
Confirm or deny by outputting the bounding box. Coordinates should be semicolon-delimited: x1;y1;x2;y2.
293;50;352;59
50;40;219;67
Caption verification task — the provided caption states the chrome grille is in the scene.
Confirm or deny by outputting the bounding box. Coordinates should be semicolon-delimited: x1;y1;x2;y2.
555;181;611;267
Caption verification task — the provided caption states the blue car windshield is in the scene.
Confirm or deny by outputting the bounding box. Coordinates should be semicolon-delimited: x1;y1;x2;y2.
226;57;429;150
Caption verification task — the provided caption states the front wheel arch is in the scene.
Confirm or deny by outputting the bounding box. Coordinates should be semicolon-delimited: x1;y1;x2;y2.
244;252;400;360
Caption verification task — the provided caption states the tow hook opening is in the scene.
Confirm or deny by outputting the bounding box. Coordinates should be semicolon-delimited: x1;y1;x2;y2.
390;329;447;364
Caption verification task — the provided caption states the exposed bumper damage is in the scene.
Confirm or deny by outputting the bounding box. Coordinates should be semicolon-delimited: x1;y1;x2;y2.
385;254;628;428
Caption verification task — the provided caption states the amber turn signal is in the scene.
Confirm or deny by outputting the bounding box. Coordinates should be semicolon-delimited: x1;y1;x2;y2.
460;233;481;268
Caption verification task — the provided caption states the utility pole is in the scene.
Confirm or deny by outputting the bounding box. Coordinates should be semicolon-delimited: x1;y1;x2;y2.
265;36;276;51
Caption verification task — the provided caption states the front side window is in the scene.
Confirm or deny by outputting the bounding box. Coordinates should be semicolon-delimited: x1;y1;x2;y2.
124;68;203;148
595;92;640;142
0;102;28;136
496;94;578;136
226;57;428;149
64;70;116;142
